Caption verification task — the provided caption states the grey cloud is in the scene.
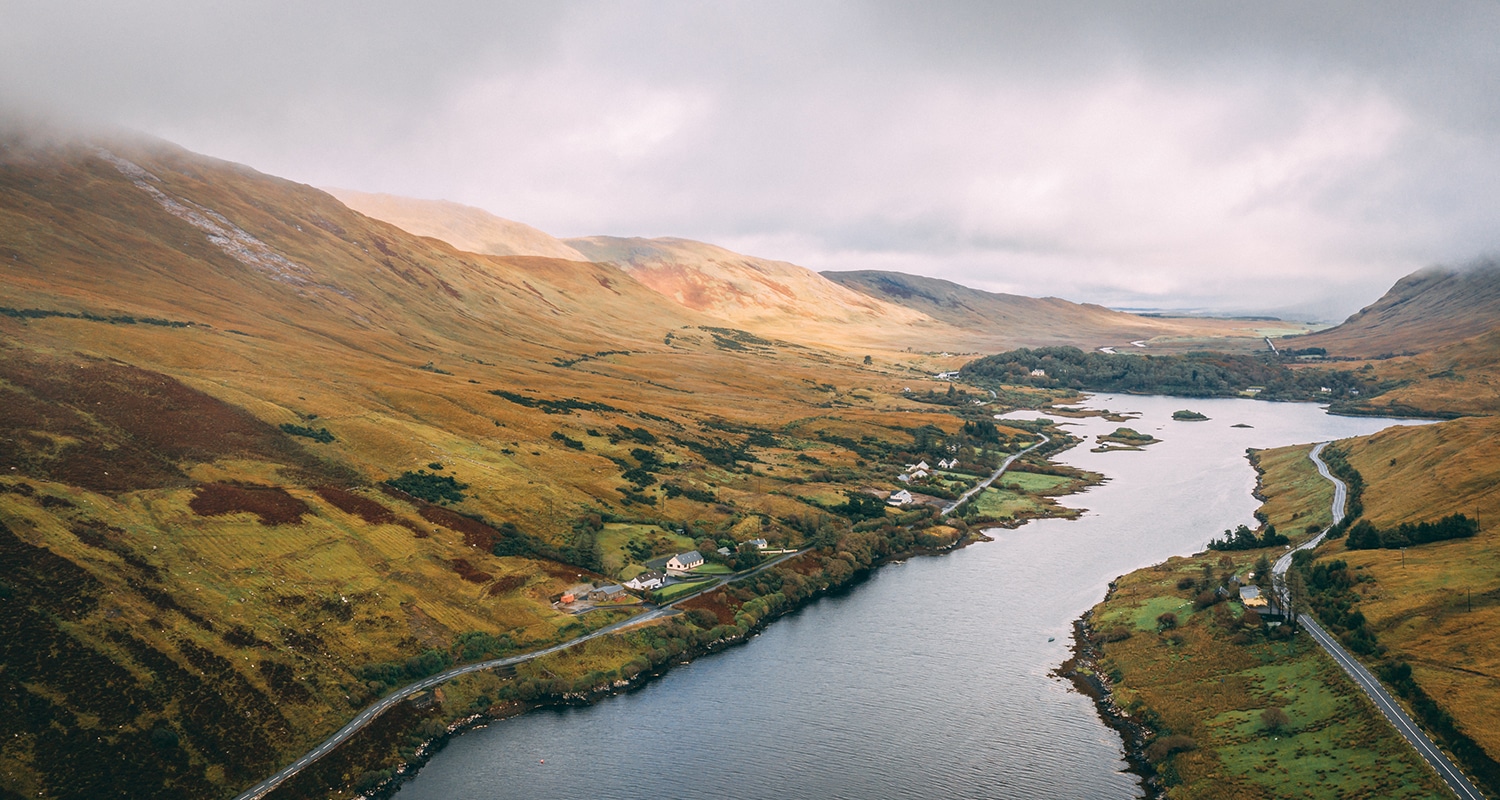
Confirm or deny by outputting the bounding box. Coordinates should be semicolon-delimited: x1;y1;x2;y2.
5;1;1500;320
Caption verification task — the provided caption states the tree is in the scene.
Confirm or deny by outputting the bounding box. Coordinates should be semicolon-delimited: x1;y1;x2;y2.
1260;706;1290;733
1157;612;1178;630
863;355;873;365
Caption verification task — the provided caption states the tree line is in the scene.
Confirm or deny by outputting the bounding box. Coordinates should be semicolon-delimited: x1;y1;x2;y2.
960;346;1374;401
1345;513;1478;550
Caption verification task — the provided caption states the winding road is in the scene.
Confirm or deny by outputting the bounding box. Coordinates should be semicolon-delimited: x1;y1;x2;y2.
233;549;805;800
942;433;1049;516
1272;442;1485;800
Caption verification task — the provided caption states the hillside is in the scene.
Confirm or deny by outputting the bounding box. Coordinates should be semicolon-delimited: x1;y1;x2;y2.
326;189;589;261
825;269;1185;347
1;130;1054;799
559;235;947;346
336;194;1291;354
1289;261;1500;357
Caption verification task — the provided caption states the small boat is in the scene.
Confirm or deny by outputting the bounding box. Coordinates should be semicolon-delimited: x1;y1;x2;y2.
1047;637;1055;642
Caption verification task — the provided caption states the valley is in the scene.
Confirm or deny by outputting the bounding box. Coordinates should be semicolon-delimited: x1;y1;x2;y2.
2;127;1498;800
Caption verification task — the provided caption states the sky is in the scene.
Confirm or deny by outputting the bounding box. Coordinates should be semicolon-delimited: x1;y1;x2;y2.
4;1;1500;321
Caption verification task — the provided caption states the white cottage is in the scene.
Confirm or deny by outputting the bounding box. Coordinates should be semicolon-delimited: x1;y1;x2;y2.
666;550;704;575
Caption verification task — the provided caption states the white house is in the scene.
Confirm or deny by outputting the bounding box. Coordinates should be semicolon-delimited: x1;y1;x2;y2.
908;468;929;481
1029;368;1046;377
666;550;704;575
888;489;914;506
937;458;957;470
896;473;911;483
745;538;768;550
624;571;665;591
913;460;930;471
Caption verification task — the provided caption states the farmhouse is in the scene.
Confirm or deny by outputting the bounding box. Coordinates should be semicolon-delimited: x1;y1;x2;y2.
666;550;704;575
1239;585;1269;609
624;571;665;591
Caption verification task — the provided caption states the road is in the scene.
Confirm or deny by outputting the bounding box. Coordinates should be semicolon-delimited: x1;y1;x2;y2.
942;433;1049;516
237;430;1041;799
233;548;806;800
1271;442;1485;800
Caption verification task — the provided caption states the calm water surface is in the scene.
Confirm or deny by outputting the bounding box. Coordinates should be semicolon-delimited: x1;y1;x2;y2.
395;396;1427;800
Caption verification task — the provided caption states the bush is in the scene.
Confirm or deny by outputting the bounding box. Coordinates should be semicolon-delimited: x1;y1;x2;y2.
1144;734;1196;762
279;422;336;443
1156;612;1178;630
1260;706;1290;733
385;470;469;504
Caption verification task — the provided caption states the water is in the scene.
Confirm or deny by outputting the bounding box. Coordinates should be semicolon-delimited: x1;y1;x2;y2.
394;396;1427;800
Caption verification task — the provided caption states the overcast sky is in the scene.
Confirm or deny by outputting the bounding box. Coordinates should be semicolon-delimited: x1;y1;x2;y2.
5;1;1500;320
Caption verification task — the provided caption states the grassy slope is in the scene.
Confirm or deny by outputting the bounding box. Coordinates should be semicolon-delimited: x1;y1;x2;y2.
1314;417;1500;764
1291;262;1500;358
0;133;1048;799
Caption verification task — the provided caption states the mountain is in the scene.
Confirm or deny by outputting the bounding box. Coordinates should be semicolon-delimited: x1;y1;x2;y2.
824;269;1192;348
1291;260;1500;357
1;130;1006;799
562;235;939;344
326;188;589;261
339;197;1289;353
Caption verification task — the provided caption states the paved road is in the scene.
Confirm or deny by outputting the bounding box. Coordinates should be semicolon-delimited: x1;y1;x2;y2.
942;433;1049;516
232;546;807;800
237;432;1042;799
1272;442;1485;800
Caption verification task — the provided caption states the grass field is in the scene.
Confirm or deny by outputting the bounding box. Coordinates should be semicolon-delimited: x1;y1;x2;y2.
1253;420;1500;787
971;487;1047;518
1088;553;1451;799
997;470;1075;494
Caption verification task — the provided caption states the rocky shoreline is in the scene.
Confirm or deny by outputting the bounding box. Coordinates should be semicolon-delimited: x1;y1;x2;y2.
1055;593;1164;800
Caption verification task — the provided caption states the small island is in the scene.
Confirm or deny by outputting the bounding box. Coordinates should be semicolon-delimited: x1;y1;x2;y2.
1092;427;1161;452
1172;409;1209;421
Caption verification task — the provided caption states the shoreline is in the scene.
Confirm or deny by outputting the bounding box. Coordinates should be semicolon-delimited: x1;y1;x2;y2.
1055;602;1163;800
357;530;1003;800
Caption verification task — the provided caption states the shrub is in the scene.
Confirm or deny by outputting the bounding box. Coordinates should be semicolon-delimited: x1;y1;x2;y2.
279;422;335;443
385;470;469;504
1144;734;1196;762
1260;706;1290;733
1156;612;1178;630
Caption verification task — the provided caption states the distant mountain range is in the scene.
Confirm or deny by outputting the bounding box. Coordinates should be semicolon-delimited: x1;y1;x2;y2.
331;191;1273;352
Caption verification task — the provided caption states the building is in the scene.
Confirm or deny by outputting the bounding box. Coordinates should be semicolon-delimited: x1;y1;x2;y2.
1239;585;1268;609
888;489;914;507
589;584;626;601
745;538;768;550
666;550;704;575
624;571;665;591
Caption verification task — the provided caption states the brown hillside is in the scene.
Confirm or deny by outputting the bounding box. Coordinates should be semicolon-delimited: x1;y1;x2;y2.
2;129;1074;799
1289;261;1500;357
326;189;589;261
1313;417;1500;768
